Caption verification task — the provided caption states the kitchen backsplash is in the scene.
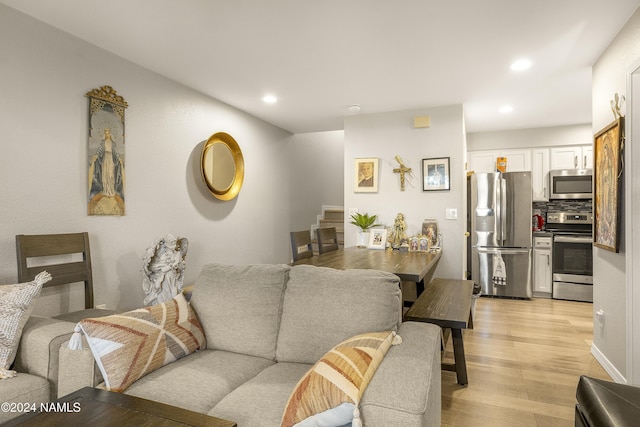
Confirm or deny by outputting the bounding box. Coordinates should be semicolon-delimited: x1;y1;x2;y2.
533;200;593;229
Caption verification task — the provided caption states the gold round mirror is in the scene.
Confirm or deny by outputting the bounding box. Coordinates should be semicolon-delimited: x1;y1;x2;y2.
200;132;244;201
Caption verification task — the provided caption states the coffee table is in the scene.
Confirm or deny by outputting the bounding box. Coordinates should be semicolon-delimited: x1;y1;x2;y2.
404;278;474;385
3;387;236;427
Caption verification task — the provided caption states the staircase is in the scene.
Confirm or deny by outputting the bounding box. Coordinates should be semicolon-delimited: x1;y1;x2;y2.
311;206;344;251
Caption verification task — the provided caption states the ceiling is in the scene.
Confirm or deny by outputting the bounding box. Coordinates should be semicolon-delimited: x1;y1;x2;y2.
3;0;640;134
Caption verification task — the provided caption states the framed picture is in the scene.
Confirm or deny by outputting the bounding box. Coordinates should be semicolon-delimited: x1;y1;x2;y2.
419;236;429;251
422;218;439;248
354;158;379;192
409;236;419;251
367;228;388;250
593;117;624;252
422;157;450;191
86;85;128;216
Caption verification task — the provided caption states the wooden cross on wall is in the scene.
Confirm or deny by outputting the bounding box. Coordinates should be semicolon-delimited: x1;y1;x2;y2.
393;155;412;191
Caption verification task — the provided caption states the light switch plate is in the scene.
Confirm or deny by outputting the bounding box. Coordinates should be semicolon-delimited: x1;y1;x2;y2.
348;208;359;217
445;208;458;220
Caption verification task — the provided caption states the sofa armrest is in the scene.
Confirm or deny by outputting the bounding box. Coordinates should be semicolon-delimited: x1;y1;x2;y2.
57;336;103;398
360;321;442;427
13;315;76;400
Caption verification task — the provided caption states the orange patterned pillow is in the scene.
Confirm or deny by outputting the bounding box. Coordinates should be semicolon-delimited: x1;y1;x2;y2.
76;293;206;392
281;330;401;427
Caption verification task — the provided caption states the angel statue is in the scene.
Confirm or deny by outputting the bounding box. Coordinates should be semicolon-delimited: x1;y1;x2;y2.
391;212;408;249
142;234;188;306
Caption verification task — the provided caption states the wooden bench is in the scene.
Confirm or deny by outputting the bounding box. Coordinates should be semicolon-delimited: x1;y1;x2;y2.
404;278;474;385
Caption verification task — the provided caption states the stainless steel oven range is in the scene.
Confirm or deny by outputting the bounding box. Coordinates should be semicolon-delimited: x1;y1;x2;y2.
545;211;593;302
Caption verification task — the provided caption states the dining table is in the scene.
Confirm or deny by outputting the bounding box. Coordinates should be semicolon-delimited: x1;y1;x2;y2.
291;246;442;297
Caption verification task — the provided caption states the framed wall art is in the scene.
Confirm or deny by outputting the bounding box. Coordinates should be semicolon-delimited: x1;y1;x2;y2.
354;158;379;192
422;157;450;191
87;85;128;215
593;117;624;252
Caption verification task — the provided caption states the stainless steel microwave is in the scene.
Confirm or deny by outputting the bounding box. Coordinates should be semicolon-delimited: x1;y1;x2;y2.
549;169;593;199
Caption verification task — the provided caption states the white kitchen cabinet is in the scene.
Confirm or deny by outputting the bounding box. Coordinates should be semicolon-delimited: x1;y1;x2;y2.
531;148;550;201
468;149;531;173
550;145;593;170
533;237;552;296
468;151;498;173
582;145;593;169
499;149;531;172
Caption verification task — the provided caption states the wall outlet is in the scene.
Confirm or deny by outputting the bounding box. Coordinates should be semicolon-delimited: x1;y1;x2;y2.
96;304;107;310
595;309;605;327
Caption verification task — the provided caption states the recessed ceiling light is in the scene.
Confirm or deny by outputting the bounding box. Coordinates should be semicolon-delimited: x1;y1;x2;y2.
262;95;277;104
499;105;514;114
510;59;532;71
348;104;362;113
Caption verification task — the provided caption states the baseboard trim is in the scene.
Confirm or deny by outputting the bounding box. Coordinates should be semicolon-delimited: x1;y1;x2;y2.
591;343;627;384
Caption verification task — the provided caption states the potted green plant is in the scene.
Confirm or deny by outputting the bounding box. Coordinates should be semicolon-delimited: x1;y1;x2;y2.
349;212;381;247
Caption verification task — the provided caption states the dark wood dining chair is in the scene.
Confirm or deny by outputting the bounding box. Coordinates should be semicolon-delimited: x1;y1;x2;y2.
290;230;314;262
16;232;115;323
316;227;339;254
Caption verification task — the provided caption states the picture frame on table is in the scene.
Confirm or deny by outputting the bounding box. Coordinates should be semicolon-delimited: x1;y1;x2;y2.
593;117;624;253
367;228;388;250
422;218;439;248
418;236;429;251
354;158;379;192
422;157;450;191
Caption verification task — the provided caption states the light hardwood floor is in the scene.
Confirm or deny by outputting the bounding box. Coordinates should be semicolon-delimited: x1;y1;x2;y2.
441;297;610;427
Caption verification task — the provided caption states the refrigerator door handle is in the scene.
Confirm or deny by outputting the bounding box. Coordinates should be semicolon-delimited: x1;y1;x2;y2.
495;175;502;244
476;247;531;255
500;178;507;245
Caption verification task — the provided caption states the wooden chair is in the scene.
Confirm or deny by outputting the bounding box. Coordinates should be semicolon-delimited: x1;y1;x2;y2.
316;227;339;254
16;232;115;323
290;230;314;262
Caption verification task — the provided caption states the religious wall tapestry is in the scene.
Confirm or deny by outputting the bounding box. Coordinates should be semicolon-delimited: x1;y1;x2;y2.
87;85;127;215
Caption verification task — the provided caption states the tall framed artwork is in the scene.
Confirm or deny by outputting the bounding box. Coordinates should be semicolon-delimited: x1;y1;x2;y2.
593;117;624;252
354;158;379;192
87;86;128;215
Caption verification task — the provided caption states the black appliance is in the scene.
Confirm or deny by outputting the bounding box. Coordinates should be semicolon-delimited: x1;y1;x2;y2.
545;211;593;302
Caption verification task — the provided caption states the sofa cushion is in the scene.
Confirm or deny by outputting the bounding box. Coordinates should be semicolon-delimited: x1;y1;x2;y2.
125;349;275;414
210;362;312;427
190;263;290;360
281;330;401;427
14;315;76;399
359;321;442;427
277;265;402;364
0;373;49;424
77;293;206;392
0;271;51;378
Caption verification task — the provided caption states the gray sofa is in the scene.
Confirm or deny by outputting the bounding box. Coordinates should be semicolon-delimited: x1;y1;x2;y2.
0;316;76;424
58;263;442;426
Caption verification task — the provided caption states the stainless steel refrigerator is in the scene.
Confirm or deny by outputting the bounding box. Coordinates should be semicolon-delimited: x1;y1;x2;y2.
470;172;532;298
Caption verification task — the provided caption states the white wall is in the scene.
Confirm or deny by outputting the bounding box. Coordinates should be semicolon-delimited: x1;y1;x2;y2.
467;124;592;151
288;131;344;233
592;6;640;383
344;105;467;280
0;5;292;312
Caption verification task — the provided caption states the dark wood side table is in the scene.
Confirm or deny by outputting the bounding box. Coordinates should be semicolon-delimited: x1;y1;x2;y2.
404;278;474;385
3;387;236;427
